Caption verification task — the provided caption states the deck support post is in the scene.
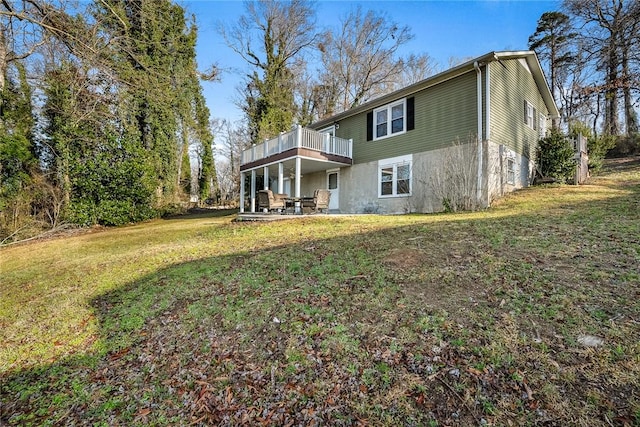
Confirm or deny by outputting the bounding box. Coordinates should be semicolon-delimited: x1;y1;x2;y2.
278;163;284;194
294;157;301;214
239;172;246;213
263;166;269;213
263;166;269;190
250;169;256;213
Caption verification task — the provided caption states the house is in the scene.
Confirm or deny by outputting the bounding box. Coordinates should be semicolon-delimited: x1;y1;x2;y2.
239;50;560;214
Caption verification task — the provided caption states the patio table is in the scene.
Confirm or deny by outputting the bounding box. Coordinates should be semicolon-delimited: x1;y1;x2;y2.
284;197;301;214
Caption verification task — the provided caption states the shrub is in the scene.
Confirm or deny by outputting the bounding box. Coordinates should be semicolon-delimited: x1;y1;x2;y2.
65;200;157;227
569;122;631;173
587;134;617;173
536;129;575;183
608;134;640;158
65;201;98;227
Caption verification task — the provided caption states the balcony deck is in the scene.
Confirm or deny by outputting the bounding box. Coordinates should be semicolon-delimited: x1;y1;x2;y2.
240;126;352;171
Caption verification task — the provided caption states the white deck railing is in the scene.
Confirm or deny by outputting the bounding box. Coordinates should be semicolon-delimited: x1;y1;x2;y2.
241;125;353;165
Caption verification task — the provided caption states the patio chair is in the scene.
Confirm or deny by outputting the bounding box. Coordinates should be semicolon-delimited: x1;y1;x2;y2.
302;189;331;213
257;190;286;212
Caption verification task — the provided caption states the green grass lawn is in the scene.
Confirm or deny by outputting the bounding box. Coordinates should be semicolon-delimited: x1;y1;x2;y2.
1;158;639;426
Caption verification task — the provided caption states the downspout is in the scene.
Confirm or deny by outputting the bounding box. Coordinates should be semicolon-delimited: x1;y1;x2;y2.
474;61;483;205
485;62;491;206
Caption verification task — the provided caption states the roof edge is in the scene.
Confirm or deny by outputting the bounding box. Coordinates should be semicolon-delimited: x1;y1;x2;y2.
311;50;560;129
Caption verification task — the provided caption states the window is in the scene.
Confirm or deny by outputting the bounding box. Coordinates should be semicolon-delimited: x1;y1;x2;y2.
379;155;412;197
374;100;406;140
506;158;515;185
376;109;388;138
328;172;338;190
391;103;404;133
524;101;537;130
367;97;414;141
397;163;410;194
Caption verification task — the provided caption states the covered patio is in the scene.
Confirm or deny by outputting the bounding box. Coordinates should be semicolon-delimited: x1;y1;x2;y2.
239;125;353;213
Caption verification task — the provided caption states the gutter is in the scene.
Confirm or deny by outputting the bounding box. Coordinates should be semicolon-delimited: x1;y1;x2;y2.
311;57;488;130
311;50;559;130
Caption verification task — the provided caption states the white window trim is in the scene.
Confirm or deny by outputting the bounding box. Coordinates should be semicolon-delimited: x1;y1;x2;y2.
538;113;546;138
506;157;516;185
378;154;412;198
327;168;339;190
373;99;406;141
319;125;335;137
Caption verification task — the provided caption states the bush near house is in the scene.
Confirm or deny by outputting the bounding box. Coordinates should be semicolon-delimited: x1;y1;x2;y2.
536;129;576;183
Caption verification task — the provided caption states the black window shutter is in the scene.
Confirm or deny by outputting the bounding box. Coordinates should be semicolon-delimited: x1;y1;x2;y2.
524;100;528;125
533;107;537;130
366;111;373;141
407;97;415;131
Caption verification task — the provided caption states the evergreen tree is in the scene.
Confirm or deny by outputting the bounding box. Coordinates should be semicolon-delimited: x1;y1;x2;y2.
0;62;37;236
93;0;216;207
42;61;156;226
528;12;577;127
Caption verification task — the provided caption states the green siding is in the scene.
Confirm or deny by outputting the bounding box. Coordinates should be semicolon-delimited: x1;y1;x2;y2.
333;58;550;165
336;71;479;164
489;59;549;160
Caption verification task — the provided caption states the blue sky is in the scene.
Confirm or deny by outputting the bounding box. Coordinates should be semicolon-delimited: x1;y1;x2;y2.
183;0;561;124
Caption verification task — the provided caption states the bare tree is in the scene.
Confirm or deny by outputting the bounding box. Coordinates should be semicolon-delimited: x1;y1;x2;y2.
1;1;48;92
318;6;413;113
219;0;320;142
565;0;640;136
561;48;601;133
393;53;439;88
447;56;473;69
213;119;251;203
1;1;103;87
619;1;640;135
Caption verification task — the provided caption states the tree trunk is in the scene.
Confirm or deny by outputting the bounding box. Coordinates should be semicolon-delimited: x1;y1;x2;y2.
603;40;620;135
0;24;7;94
621;46;638;136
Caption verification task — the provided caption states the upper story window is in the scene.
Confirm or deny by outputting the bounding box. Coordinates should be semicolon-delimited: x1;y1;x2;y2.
374;99;406;140
524;101;537;130
367;97;414;142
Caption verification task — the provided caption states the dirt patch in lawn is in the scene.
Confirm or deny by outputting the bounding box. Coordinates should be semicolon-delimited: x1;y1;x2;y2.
383;247;429;270
382;246;491;316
